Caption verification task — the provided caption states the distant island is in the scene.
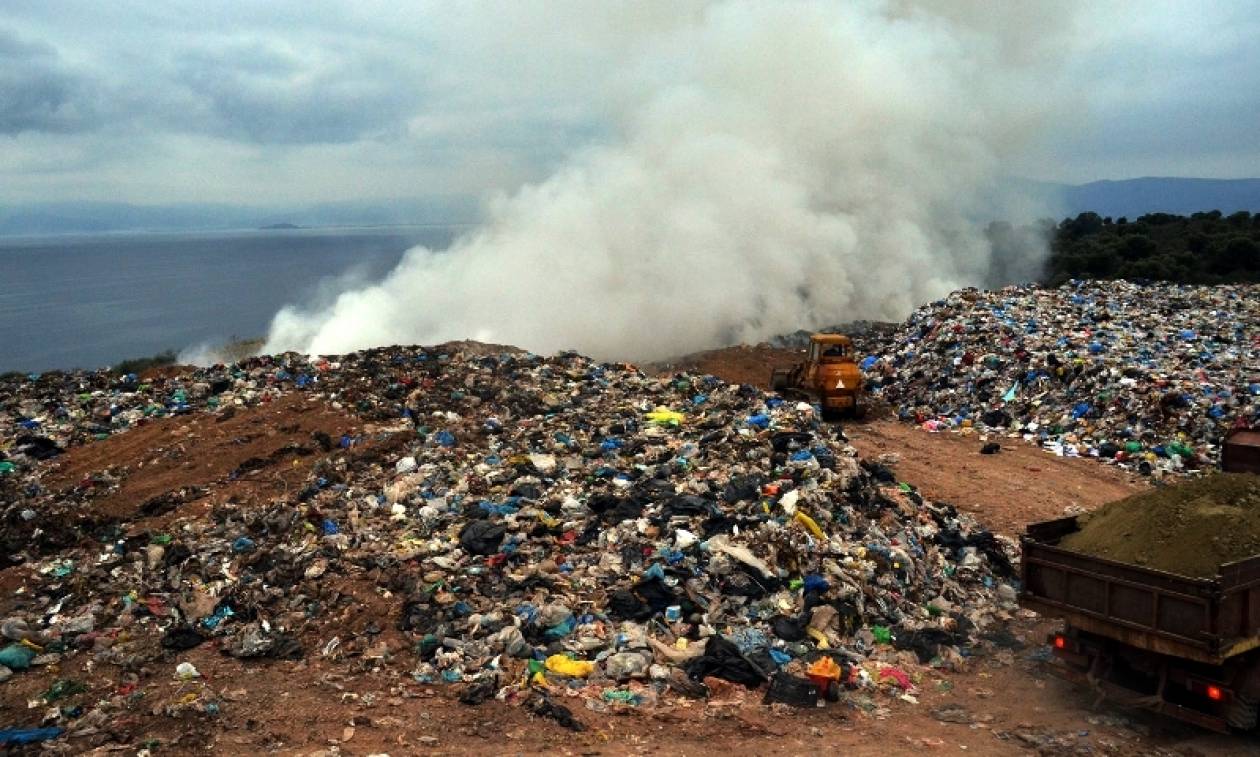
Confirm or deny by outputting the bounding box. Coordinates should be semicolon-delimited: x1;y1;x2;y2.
259;222;302;230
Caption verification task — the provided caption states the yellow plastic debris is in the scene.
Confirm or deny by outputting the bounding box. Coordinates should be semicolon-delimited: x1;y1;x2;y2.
645;407;685;426
545;654;595;678
793;511;825;540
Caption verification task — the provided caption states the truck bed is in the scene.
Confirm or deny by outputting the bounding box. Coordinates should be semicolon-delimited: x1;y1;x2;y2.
1223;428;1260;475
1020;516;1260;665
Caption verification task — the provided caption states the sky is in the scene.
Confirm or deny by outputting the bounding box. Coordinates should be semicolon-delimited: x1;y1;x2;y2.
1;0;1258;207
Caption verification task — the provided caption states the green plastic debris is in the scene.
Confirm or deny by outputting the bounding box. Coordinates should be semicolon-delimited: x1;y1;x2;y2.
0;461;15;475
417;634;440;659
0;643;37;670
1167;442;1193;457
871;626;893;644
150;534;173;545
602;689;642;705
43;679;88;702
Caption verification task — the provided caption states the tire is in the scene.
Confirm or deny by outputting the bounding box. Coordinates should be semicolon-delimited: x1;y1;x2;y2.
1227;693;1258;731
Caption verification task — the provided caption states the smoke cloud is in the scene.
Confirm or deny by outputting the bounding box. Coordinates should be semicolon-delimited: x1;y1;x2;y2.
266;1;1078;362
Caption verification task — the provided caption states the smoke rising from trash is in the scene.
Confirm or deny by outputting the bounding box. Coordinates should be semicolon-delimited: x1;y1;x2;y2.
266;1;1076;362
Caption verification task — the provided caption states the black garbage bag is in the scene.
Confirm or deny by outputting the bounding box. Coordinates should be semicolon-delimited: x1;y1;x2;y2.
686;635;771;687
587;494;645;524
719;563;780;598
770;615;808;642
967;530;1014;577
459;519;506;555
607;589;652;621
15;435;63;460
528;693;585;731
721;475;763;503
862;460;897;484
634;478;677;501
980;442;1001;455
893;628;965;663
980;409;1011;428
161;625;206;651
763;673;820;707
660;494;713;518
631;576;678;613
770;431;812;453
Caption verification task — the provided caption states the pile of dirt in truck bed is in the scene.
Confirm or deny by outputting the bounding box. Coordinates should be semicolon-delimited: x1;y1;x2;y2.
1059;473;1260;577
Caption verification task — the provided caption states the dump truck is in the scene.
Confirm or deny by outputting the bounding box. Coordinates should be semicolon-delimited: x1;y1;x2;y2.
1020;515;1260;732
770;333;864;420
1223;427;1260;474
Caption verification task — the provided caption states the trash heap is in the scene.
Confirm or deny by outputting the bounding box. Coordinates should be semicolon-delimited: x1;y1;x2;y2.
0;346;1019;740
864;280;1260;475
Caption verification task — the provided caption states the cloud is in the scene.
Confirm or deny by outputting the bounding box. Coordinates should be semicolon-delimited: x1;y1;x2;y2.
171;38;421;145
0;28;96;135
0;0;1257;205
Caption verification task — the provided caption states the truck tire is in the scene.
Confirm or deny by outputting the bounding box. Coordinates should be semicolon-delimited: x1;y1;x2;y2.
1227;693;1259;730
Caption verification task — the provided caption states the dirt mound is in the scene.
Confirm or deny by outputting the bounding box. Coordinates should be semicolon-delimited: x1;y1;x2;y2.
845;421;1142;537
644;343;803;389
44;393;357;523
1059;473;1260;576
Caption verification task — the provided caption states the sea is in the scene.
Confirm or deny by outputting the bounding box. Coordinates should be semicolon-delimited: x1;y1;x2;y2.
0;226;461;373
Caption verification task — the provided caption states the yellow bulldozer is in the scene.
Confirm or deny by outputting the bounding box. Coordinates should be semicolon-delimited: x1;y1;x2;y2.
771;333;865;420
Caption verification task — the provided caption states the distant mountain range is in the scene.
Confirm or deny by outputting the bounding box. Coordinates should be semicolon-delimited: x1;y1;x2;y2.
1046;177;1260;219
0;197;479;236
1;178;1257;236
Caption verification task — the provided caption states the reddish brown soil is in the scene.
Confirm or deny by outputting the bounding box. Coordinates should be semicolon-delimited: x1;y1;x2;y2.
42;393;359;526
644;343;806;388
845;421;1145;536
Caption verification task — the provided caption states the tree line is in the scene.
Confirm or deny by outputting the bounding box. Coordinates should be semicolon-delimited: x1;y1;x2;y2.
987;211;1260;286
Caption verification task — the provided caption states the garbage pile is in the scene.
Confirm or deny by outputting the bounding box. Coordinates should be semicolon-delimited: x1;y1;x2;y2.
1059;472;1260;577
0;345;1019;741
864;280;1260;475
769;321;900;350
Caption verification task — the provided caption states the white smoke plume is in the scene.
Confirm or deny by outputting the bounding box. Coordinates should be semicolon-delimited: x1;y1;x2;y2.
266;1;1079;362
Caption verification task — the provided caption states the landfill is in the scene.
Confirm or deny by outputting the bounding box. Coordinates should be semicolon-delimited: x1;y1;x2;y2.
863;280;1260;476
0;344;1020;747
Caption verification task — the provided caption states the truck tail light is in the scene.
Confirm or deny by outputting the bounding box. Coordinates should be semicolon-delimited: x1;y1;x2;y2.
1188;679;1230;702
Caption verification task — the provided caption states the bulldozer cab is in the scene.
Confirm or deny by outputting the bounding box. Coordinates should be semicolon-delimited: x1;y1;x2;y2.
771;332;864;420
810;335;853;363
